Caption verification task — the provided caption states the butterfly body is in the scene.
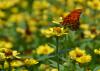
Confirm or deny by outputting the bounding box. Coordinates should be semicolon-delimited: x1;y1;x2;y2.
61;9;82;30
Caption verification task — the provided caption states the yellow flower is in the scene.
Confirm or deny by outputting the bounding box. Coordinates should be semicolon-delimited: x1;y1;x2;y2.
16;27;34;42
84;9;91;16
41;27;68;38
49;5;64;15
11;60;24;67
53;27;67;36
36;44;54;55
41;28;53;38
97;69;100;71
0;10;6;18
20;69;29;71
69;48;85;60
83;30;96;39
87;0;100;10
96;30;100;35
24;58;38;66
0;52;6;60
12;50;20;58
76;55;91;63
52;17;63;24
75;5;83;10
32;1;50;10
51;68;58;71
16;27;25;34
20;1;28;8
3;49;20;59
75;0;84;3
0;0;20;9
0;19;5;25
4;61;9;69
66;0;74;10
69;47;91;63
39;64;49;70
62;12;69;18
11;7;19;13
80;24;89;30
27;19;37;32
94;49;100;55
5;42;13;49
8;13;24;23
0;40;13;49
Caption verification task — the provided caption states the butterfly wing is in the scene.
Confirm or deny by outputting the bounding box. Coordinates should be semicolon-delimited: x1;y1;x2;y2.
61;9;82;30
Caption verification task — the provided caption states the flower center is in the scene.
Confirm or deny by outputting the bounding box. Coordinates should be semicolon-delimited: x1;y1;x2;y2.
53;27;61;33
94;3;98;7
76;53;83;57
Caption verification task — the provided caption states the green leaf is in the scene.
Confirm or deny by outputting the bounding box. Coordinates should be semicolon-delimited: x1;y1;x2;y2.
38;55;54;61
75;63;84;71
93;66;100;71
49;60;64;71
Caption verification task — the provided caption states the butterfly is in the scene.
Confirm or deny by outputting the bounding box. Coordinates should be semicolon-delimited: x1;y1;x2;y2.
61;9;82;30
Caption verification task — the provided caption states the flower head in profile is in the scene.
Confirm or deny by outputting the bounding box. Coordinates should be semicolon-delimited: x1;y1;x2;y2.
10;60;24;67
69;47;91;63
24;58;38;66
3;48;20;59
41;27;68;38
0;48;20;61
36;44;55;55
52;17;63;24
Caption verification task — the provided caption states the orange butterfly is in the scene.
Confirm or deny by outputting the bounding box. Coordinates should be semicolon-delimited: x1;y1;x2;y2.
61;9;82;30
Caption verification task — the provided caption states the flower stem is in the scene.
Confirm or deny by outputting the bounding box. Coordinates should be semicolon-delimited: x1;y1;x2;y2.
2;61;5;71
8;61;11;71
56;36;60;71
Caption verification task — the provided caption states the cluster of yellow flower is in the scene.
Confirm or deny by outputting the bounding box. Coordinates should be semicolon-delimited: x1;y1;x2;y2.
0;40;38;70
0;0;99;71
80;24;96;39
